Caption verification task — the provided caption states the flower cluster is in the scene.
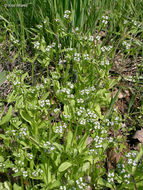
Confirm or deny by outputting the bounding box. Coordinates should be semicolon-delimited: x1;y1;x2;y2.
132;20;137;26
107;171;114;183
102;16;109;25
37;25;42;29
11;36;19;44
13;80;21;86
76;106;86;117
64;10;71;19
27;153;33;160
80;86;95;96
122;41;131;50
77;98;84;104
126;152;137;166
83;54;90;61
96;35;101;41
17;160;24;166
28;104;38;110
45;45;52;52
101;45;113;52
12;167;19;173
89;36;94;42
39;99;50;108
88;149;98;155
58;59;66;65
74;53;80;62
19;127;27;137
57;88;71;95
60;186;66;190
31;168;43;177
34;41;40;49
23;171;28;178
0;163;5;170
42;141;55;154
67;82;74;89
94;136;105;148
79;118;86;125
100;59;110;66
117;163;131;184
55;123;67;134
51;71;60;80
76;177;86;189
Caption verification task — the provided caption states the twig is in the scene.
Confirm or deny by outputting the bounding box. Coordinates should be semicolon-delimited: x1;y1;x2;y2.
131;174;138;190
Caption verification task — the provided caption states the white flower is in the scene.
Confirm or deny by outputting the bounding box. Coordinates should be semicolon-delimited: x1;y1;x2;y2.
34;41;40;49
83;54;90;60
46;45;52;51
64;10;71;19
96;35;100;40
101;61;104;65
80;119;86;125
132;152;137;157
89;36;94;41
128;159;132;164
77;98;84;103
52;42;56;47
54;108;60;113
27;153;33;160
45;99;50;106
37;25;42;29
102;20;108;24
58;43;62;48
43;19;47;24
124;20;128;24
133;161;137;166
126;152;131;157
75;27;79;31
23;171;28;177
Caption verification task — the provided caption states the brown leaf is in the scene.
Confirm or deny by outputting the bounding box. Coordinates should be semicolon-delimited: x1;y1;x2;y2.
133;129;143;144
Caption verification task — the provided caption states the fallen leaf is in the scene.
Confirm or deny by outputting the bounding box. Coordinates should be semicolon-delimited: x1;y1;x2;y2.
133;129;143;144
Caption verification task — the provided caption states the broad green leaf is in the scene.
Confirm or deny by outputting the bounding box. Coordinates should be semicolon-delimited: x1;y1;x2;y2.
0;71;6;87
13;183;22;190
66;130;73;152
47;180;60;189
77;134;88;152
94;104;101;118
0;156;4;162
79;162;90;172
0;105;12;125
21;72;29;83
7;91;16;103
108;76;121;89
58;161;72;172
0;134;10;140
4;181;12;190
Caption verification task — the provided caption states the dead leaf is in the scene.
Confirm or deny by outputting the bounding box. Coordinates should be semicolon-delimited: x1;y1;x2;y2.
133;129;143;144
86;186;92;190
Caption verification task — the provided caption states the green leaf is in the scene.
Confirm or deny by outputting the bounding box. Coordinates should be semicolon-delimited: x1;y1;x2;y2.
13;183;22;190
0;156;4;162
47;180;60;189
77;134;88;152
0;134;10;140
4;181;12;190
0;71;6;87
66;130;73;152
79;162;90;172
58;161;72;172
0;105;12;125
108;76;121;89
20;110;32;125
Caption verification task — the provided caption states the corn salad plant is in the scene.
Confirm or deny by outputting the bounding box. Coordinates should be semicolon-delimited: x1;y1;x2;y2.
0;0;143;190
